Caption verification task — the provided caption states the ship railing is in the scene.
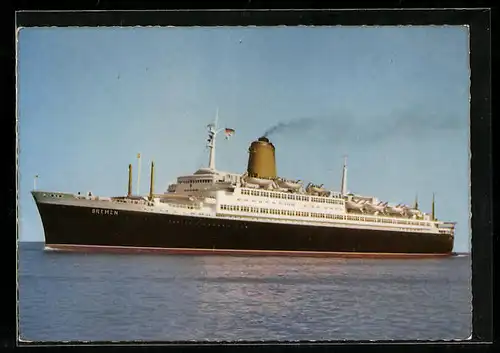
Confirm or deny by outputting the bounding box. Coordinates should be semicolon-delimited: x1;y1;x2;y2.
438;229;454;236
436;222;456;235
437;222;456;229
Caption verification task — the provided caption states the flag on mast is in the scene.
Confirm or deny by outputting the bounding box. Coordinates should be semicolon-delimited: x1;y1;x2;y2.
224;128;235;139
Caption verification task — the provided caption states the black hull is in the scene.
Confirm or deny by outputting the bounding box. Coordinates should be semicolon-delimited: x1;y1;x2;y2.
34;202;454;257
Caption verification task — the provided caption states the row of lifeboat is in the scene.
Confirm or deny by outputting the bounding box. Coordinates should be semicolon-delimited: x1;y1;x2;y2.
345;198;423;218
240;174;331;196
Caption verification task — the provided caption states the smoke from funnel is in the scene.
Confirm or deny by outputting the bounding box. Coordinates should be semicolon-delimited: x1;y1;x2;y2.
261;106;465;144
262;117;316;138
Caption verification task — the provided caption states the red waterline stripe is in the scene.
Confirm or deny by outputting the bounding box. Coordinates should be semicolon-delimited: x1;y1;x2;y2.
45;244;453;259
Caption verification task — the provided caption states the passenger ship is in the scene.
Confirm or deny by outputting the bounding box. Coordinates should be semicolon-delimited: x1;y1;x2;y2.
31;116;456;257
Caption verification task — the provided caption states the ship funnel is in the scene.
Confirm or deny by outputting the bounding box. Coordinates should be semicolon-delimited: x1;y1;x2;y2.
247;136;277;179
149;161;155;201
127;164;133;197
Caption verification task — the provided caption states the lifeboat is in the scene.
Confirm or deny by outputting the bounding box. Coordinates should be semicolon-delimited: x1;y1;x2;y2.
306;183;328;195
346;199;366;212
364;201;388;213
246;177;278;189
276;178;302;190
310;184;326;193
405;207;422;217
240;174;264;189
386;204;406;215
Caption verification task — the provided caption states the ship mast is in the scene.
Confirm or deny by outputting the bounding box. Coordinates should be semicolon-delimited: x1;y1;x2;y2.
136;153;141;195
431;192;436;220
206;108;225;170
149;161;154;201
340;155;348;196
127;164;132;197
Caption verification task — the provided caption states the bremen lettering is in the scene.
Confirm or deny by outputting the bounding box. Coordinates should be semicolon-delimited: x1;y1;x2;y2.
91;208;119;216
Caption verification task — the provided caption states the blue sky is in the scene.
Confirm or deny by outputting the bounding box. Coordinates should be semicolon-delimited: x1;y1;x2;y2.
17;26;470;252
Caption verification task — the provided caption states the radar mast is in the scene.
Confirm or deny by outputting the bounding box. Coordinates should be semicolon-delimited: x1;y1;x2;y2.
206;108;235;170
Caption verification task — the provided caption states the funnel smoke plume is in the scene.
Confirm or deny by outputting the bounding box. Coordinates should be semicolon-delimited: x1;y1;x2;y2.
261;106;465;143
262;117;316;138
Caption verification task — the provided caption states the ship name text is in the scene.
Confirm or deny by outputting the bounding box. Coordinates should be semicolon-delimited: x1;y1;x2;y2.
92;208;119;216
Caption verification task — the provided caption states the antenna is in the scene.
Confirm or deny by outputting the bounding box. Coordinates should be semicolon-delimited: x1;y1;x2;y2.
340;155;348;196
215;107;219;130
33;175;39;190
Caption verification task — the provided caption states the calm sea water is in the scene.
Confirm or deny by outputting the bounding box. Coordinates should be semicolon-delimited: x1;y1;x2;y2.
18;242;472;342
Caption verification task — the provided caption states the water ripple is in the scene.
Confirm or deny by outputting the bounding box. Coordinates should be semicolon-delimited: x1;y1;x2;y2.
18;243;472;342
